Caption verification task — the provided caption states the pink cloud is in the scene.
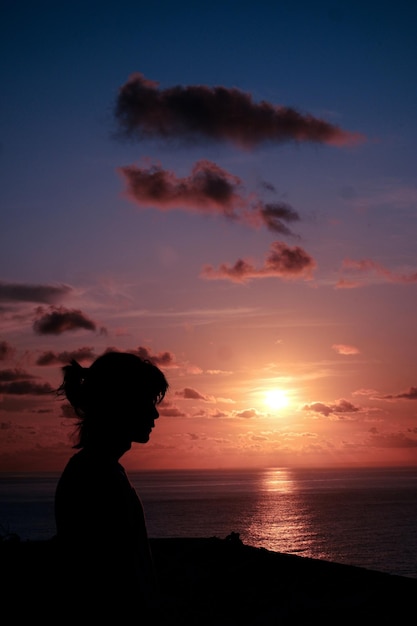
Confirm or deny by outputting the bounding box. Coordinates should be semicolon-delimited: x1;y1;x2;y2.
234;408;261;418
336;258;417;288
175;387;210;401
200;241;316;283
367;430;417;449
332;344;360;355
303;399;360;417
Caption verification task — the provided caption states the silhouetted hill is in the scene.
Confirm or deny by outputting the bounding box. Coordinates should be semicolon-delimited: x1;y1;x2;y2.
1;535;416;624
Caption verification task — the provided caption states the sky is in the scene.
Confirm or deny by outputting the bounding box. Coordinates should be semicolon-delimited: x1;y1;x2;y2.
1;0;417;472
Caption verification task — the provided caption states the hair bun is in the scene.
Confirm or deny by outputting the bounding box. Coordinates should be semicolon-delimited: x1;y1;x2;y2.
69;360;87;379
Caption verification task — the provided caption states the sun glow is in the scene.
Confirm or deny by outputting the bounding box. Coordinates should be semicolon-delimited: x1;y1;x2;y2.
264;389;289;410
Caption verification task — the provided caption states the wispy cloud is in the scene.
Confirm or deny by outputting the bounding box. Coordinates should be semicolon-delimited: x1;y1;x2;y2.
336;258;417;288
367;429;417;448
0;281;72;304
201;241;316;283
332;343;360;355
0;368;53;395
115;73;364;148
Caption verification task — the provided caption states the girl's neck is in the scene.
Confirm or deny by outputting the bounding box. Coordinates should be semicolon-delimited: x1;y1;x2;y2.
82;439;132;462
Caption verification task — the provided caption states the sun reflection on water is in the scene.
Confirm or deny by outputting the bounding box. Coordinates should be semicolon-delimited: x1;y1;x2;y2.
240;467;318;557
259;467;297;494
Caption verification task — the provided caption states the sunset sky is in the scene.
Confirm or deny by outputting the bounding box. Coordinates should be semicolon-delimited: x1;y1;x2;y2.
1;0;417;472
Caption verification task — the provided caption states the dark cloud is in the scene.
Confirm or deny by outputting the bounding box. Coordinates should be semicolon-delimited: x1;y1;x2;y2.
0;368;53;395
201;241;316;283
119;160;301;236
381;386;417;400
303;399;360;417
33;306;98;335
119;159;243;217
130;345;178;368
115;73;364;148
0;340;15;361
0;281;72;304
259;180;277;193
39;345;178;368
36;347;97;366
255;202;300;235
0;368;34;382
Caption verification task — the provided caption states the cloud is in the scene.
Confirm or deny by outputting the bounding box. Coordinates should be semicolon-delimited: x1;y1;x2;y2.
0;281;72;304
303;399;360;417
336;258;417;288
0;340;15;361
120;159;243;215
129;345;179;368
201;241;316;283
158;401;186;417
0;368;34;382
380;386;417;400
352;388;378;398
234;408;262;418
367;429;417;449
33;306;99;335
35;344;179;369
36;347;97;366
0;368;53;395
253;202;300;235
332;344;360;355
119;160;300;236
115;73;364;148
175;387;210;401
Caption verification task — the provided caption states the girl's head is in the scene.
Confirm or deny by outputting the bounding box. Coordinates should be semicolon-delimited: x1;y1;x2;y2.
57;351;169;448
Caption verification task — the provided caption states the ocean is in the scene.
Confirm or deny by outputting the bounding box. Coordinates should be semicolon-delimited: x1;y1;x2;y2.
1;466;416;579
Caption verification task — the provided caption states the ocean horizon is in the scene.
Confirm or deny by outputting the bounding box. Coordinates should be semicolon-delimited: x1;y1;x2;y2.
1;466;416;579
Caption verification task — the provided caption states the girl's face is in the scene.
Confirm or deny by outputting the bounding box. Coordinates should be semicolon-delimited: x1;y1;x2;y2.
121;395;160;444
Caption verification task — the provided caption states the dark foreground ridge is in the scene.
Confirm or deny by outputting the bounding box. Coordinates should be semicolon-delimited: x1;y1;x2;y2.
1;534;416;624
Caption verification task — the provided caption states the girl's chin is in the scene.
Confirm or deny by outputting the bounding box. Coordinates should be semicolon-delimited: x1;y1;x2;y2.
133;433;150;444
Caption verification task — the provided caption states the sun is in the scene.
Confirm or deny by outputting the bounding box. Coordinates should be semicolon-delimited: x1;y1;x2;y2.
264;389;289;410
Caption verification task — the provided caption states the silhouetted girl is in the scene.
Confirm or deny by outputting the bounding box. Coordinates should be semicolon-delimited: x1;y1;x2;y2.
54;351;168;618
